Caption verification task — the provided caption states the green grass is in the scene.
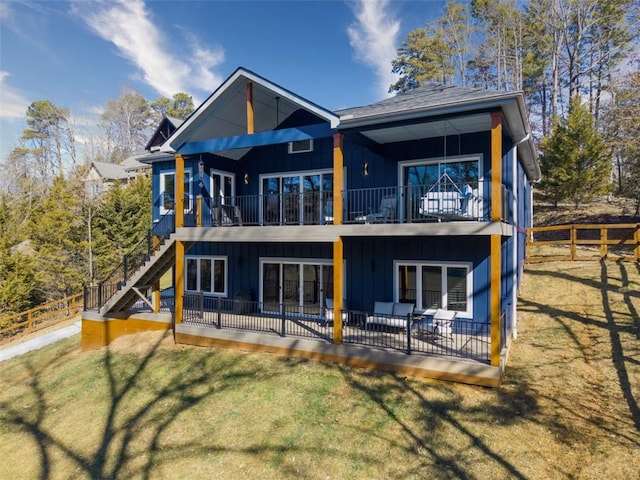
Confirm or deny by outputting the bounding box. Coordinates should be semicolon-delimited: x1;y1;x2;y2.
1;260;639;479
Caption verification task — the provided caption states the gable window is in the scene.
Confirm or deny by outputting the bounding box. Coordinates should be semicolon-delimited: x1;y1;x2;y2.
186;256;227;296
160;170;192;215
394;261;472;317
288;139;313;154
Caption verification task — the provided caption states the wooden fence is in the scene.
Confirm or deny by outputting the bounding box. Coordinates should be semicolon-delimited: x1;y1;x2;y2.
526;223;640;263
0;293;82;344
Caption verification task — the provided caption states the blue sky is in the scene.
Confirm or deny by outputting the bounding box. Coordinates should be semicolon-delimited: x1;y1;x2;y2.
0;0;446;162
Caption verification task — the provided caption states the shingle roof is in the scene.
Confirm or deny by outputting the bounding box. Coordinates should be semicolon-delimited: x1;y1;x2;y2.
91;161;128;180
336;84;518;123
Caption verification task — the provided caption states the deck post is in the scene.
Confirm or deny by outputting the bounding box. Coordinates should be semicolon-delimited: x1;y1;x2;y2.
175;240;184;324
196;195;202;227
333;237;344;345
635;224;640;261
490;235;502;366
333;133;343;225
246;82;254;134
175;154;185;229
153;280;161;313
489;112;503;367
490;112;502;222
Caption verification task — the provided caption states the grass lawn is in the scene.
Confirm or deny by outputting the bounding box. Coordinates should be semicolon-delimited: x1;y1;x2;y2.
1;260;639;479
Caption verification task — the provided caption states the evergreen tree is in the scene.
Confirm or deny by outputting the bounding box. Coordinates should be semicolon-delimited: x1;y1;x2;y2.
30;176;86;300
539;96;612;207
92;175;151;281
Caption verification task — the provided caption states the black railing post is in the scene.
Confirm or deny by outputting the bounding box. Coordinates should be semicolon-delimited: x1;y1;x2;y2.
281;304;286;337
123;256;128;285
216;296;222;329
406;314;412;354
97;282;103;309
147;229;152;258
83;285;87;311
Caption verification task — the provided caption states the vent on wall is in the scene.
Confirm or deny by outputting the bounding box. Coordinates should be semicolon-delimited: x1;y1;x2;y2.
288;139;313;154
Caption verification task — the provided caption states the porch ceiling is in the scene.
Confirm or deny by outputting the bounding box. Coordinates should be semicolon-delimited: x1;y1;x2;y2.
162;68;338;160
355;114;491;144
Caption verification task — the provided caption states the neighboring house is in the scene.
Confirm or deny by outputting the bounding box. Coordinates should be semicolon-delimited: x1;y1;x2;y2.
84;161;129;196
82;67;540;387
84;117;183;196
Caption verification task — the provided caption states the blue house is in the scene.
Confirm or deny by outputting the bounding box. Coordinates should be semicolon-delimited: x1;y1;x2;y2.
82;67;540;386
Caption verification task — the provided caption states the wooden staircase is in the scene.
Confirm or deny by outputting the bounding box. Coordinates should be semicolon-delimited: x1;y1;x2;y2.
97;235;190;317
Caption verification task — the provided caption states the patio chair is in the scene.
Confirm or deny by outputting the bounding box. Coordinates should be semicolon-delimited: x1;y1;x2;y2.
355;195;397;223
213;205;243;226
322;298;347;326
413;308;457;340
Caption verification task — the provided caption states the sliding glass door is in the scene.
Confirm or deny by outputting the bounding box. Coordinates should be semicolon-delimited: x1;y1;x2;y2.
261;260;334;316
261;171;333;225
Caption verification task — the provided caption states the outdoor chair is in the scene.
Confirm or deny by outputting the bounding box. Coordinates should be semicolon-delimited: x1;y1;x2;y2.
355;195;397;223
213;205;243;226
321;298;347;326
413;308;457;340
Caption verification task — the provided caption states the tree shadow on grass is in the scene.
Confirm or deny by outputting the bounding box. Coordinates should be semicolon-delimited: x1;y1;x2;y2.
601;260;640;432
336;366;535;479
522;261;640;434
0;332;278;480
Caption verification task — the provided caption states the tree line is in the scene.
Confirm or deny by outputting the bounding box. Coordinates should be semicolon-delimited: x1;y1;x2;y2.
0;92;194;316
391;0;639;210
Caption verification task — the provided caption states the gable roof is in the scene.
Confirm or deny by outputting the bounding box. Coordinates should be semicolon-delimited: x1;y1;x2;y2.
160;67;339;159
120;154;152;171
145;116;184;151
90;161;128;180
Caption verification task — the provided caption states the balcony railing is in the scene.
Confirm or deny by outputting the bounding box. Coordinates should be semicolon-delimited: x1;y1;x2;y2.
182;294;490;363
184;181;493;228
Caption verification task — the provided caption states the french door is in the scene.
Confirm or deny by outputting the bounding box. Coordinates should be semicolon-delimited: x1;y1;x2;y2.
261;260;334;316
261;171;333;225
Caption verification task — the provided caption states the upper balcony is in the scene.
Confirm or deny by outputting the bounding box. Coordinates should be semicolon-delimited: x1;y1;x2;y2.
178;179;513;232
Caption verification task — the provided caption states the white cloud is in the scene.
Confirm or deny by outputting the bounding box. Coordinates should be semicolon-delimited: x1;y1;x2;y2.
0;72;31;119
72;0;224;99
348;0;401;98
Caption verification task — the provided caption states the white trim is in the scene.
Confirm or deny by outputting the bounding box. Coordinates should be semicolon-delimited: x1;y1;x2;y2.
393;260;473;318
185;255;228;297
209;168;236;204
259;169;334;224
159;169;192;215
288;139;314;154
259;257;342;314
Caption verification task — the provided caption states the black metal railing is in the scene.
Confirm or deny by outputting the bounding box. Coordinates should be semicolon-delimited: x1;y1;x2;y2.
343;181;486;224
83;213;176;312
183;182;492;228
182;295;491;363
183;294;334;342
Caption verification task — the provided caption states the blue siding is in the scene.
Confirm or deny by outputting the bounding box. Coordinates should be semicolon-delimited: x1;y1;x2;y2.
343;237;491;322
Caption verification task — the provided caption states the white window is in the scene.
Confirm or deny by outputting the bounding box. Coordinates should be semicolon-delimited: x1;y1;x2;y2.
288;139;313;154
160;170;192;215
394;261;472;317
186;256;227;296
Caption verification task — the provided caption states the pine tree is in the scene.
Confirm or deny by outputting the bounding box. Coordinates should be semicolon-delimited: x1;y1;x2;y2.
540;96;612;207
30;176;86;300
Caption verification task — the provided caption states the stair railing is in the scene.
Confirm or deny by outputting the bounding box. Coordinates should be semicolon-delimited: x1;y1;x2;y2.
83;213;176;312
